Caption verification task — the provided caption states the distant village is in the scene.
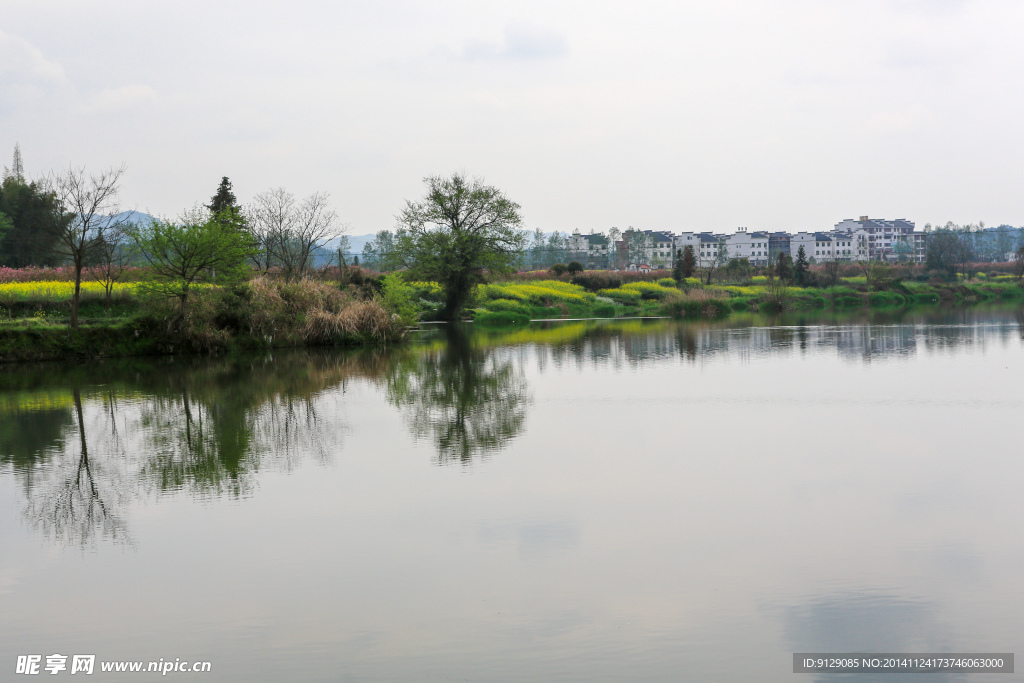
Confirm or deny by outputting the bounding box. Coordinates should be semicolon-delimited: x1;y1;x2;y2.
545;217;1023;271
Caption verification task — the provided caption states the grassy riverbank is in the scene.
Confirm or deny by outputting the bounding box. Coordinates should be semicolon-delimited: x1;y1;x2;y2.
450;275;1024;325
2;266;1023;362
0;276;406;363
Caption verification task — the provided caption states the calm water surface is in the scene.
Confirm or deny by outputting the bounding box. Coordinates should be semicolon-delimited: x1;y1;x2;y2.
2;307;1023;681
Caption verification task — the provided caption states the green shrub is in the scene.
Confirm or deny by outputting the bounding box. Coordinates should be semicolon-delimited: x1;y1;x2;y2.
868;291;905;306
571;271;623;291
728;297;751;311
592;303;616;317
661;297;729;318
380;274;419;324
657;278;676;288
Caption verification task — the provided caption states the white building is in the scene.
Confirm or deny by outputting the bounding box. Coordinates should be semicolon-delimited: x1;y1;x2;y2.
833;217;923;262
790;231;869;262
569;231;611;268
725;228;771;265
695;233;724;267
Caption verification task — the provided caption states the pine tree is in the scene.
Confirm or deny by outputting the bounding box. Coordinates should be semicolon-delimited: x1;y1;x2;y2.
207;177;237;215
681;245;695;278
3;144;25;181
775;250;794;282
206;176;246;232
794;246;809;286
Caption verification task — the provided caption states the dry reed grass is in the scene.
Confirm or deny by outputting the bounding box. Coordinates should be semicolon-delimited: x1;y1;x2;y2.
246;276;402;344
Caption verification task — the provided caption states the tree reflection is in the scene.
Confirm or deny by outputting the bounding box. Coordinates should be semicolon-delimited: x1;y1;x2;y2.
3;306;1021;546
0;350;393;547
387;325;530;464
24;388;130;547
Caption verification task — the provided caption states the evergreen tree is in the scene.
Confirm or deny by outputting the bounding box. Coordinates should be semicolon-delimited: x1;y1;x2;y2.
775;251;794;282
3;144;25;181
0;211;11;250
206;177;246;232
793;246;809;286
681;245;695;278
0;176;64;267
672;249;684;282
207;177;237;215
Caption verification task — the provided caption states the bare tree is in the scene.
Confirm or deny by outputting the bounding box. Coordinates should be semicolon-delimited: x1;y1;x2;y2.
47;164;130;327
89;224;133;310
822;255;842;287
247;188;345;280
246;187;294;274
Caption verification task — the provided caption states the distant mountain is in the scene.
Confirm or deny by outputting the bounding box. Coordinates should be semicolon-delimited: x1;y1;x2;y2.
111;210;156;225
323;233;377;255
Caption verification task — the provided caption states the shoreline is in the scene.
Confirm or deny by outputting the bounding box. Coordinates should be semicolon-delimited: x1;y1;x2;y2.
4;294;1021;364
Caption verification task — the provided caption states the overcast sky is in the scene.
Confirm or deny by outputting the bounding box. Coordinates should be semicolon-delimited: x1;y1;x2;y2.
2;0;1022;234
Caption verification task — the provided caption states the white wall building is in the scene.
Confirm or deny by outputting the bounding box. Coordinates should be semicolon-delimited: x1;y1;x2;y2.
725;228;771;265
569;231;611;268
791;231;869;262
695;233;724;267
834;217;921;262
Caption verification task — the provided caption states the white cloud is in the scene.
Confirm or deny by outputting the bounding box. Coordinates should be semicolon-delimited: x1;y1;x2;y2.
0;30;67;86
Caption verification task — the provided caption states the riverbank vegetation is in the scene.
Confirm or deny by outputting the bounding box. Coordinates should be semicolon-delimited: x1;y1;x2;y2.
3;152;1023;361
3;260;1023;359
389;261;1024;326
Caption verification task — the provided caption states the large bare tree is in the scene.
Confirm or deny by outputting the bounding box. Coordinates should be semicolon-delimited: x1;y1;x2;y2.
47;164;130;327
247;188;344;280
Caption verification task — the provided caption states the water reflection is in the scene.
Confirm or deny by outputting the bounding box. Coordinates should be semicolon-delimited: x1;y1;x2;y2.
1;305;1022;548
0;351;396;546
24;388;132;547
455;305;1024;367
387;325;530;464
783;593;958;683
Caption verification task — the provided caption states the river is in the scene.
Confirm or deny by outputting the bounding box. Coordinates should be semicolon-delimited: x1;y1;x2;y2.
2;306;1022;681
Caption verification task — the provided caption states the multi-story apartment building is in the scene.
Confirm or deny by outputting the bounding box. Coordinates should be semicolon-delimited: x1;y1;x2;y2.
674;232;727;267
646;231;676;269
724;228;771;265
768;232;791;261
791;230;869;262
833;217;924;262
568;232;611;268
695;233;724;267
588;216;935;272
614;229;676;269
674;232;701;257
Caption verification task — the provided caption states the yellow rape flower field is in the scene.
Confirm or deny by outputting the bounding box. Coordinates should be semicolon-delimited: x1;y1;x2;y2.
0;281;143;302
